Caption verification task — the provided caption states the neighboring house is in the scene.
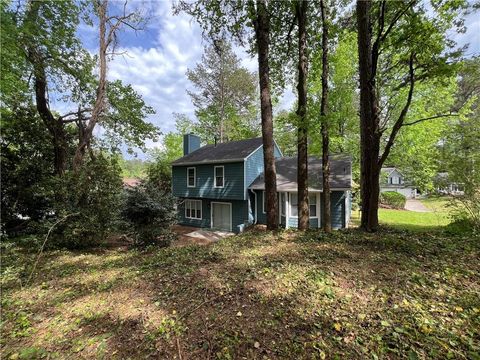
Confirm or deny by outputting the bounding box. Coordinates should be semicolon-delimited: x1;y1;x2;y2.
380;167;417;199
435;172;464;195
171;134;352;233
123;178;141;187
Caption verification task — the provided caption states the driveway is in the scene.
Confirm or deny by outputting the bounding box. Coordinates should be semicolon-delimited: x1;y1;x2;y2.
405;199;430;212
171;225;234;247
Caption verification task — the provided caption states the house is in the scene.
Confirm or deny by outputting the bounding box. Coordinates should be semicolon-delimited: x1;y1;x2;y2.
380;167;417;199
171;134;352;233
434;172;464;195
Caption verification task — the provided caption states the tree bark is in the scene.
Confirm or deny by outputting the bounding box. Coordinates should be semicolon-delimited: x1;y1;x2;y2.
25;0;67;176
356;0;381;232
296;0;309;231
320;0;331;233
73;0;108;171
254;0;278;230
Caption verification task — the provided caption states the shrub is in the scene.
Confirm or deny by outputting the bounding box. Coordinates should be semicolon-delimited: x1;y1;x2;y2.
120;182;177;247
379;191;406;209
48;155;123;248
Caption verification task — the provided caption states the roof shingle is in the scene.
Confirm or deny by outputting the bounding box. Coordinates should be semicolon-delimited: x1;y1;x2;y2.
172;137;263;166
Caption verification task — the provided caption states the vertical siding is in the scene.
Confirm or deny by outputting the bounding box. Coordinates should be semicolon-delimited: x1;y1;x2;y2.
330;191;346;229
177;198;248;233
172;162;244;200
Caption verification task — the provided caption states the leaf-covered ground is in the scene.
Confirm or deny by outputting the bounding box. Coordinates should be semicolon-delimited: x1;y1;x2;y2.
2;228;479;359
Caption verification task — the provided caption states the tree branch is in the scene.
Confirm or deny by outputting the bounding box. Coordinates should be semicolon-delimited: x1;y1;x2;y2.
402;113;459;126
378;52;415;167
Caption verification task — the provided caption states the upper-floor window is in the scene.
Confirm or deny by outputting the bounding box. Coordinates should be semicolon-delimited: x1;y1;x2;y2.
187;167;196;187
390;176;400;185
214;166;224;188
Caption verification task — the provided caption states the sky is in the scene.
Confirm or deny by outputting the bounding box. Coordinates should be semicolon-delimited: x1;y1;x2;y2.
76;0;479;159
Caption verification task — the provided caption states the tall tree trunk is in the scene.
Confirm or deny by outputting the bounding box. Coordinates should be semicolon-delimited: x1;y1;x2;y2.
320;0;331;233
25;1;67;176
296;0;309;231
356;0;380;232
254;0;278;230
73;0;108;171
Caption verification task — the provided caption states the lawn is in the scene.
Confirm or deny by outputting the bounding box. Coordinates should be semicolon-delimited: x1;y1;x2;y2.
2;228;479;359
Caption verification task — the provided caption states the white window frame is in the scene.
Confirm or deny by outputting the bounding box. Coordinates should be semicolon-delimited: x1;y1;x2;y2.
262;191;266;213
187;167;196;188
214;165;225;188
280;192;286;216
289;192;319;219
185;199;202;220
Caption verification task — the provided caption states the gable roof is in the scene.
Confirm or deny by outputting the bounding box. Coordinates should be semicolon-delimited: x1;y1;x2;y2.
172;137;264;166
249;155;352;191
381;167;404;177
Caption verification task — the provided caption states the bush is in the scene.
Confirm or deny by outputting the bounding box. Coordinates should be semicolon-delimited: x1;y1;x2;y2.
379;191;406;209
48;155;123;248
120;182;177;247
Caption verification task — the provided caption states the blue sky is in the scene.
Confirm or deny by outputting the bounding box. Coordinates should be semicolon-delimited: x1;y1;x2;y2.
75;0;479;158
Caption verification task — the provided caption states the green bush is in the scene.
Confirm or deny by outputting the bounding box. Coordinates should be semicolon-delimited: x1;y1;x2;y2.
120;182;177;247
379;191;406;209
48;155;123;248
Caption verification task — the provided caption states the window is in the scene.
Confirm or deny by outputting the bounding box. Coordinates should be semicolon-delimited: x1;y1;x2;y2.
280;193;286;216
187;167;196;187
290;193;298;217
185;199;202;219
309;194;317;217
214;166;224;188
290;193;317;218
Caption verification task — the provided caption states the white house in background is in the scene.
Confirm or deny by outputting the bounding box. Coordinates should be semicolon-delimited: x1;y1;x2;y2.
435;172;464;195
380;167;417;199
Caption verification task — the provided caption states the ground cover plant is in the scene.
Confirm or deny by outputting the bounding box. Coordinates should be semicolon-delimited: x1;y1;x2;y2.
2;227;478;359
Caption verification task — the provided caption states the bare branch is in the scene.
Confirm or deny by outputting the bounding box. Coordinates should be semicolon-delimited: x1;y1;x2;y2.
402;113;459;127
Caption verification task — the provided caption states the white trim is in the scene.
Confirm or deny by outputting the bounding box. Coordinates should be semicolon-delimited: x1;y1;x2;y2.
280;192;286;217
187;167;196;188
185;199;202;220
214;165;225;188
243;144;263;161
254;191;258;224
273;139;283;157
285;192;290;229
243;159;247;200
210;201;233;232
262;191;266;213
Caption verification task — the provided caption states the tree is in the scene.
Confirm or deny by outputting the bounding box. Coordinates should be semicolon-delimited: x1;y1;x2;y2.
319;0;331;233
356;0;468;231
72;0;156;170
176;0;279;229
186;42;259;143
296;0;309;230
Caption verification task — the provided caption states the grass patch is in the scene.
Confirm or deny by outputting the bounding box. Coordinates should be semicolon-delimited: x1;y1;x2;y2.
2;228;479;359
420;195;452;212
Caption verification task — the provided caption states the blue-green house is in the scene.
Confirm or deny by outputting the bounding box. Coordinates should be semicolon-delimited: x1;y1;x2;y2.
172;134;352;233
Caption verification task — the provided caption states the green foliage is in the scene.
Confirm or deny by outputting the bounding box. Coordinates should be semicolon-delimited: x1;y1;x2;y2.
120;183;177;247
186;41;259;142
48;155;123;248
0;107;72;231
379;191;406;209
118;157;147;178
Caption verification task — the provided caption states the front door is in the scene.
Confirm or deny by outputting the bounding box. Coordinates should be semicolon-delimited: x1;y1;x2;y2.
211;202;232;232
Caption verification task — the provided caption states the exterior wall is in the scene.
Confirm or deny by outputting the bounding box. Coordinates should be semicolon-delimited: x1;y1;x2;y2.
172;162;245;200
244;143;283;198
183;134;201;155
177;198;248;233
254;190;349;229
329;191;346;229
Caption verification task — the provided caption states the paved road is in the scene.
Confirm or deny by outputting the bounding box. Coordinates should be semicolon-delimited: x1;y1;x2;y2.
405;199;430;212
